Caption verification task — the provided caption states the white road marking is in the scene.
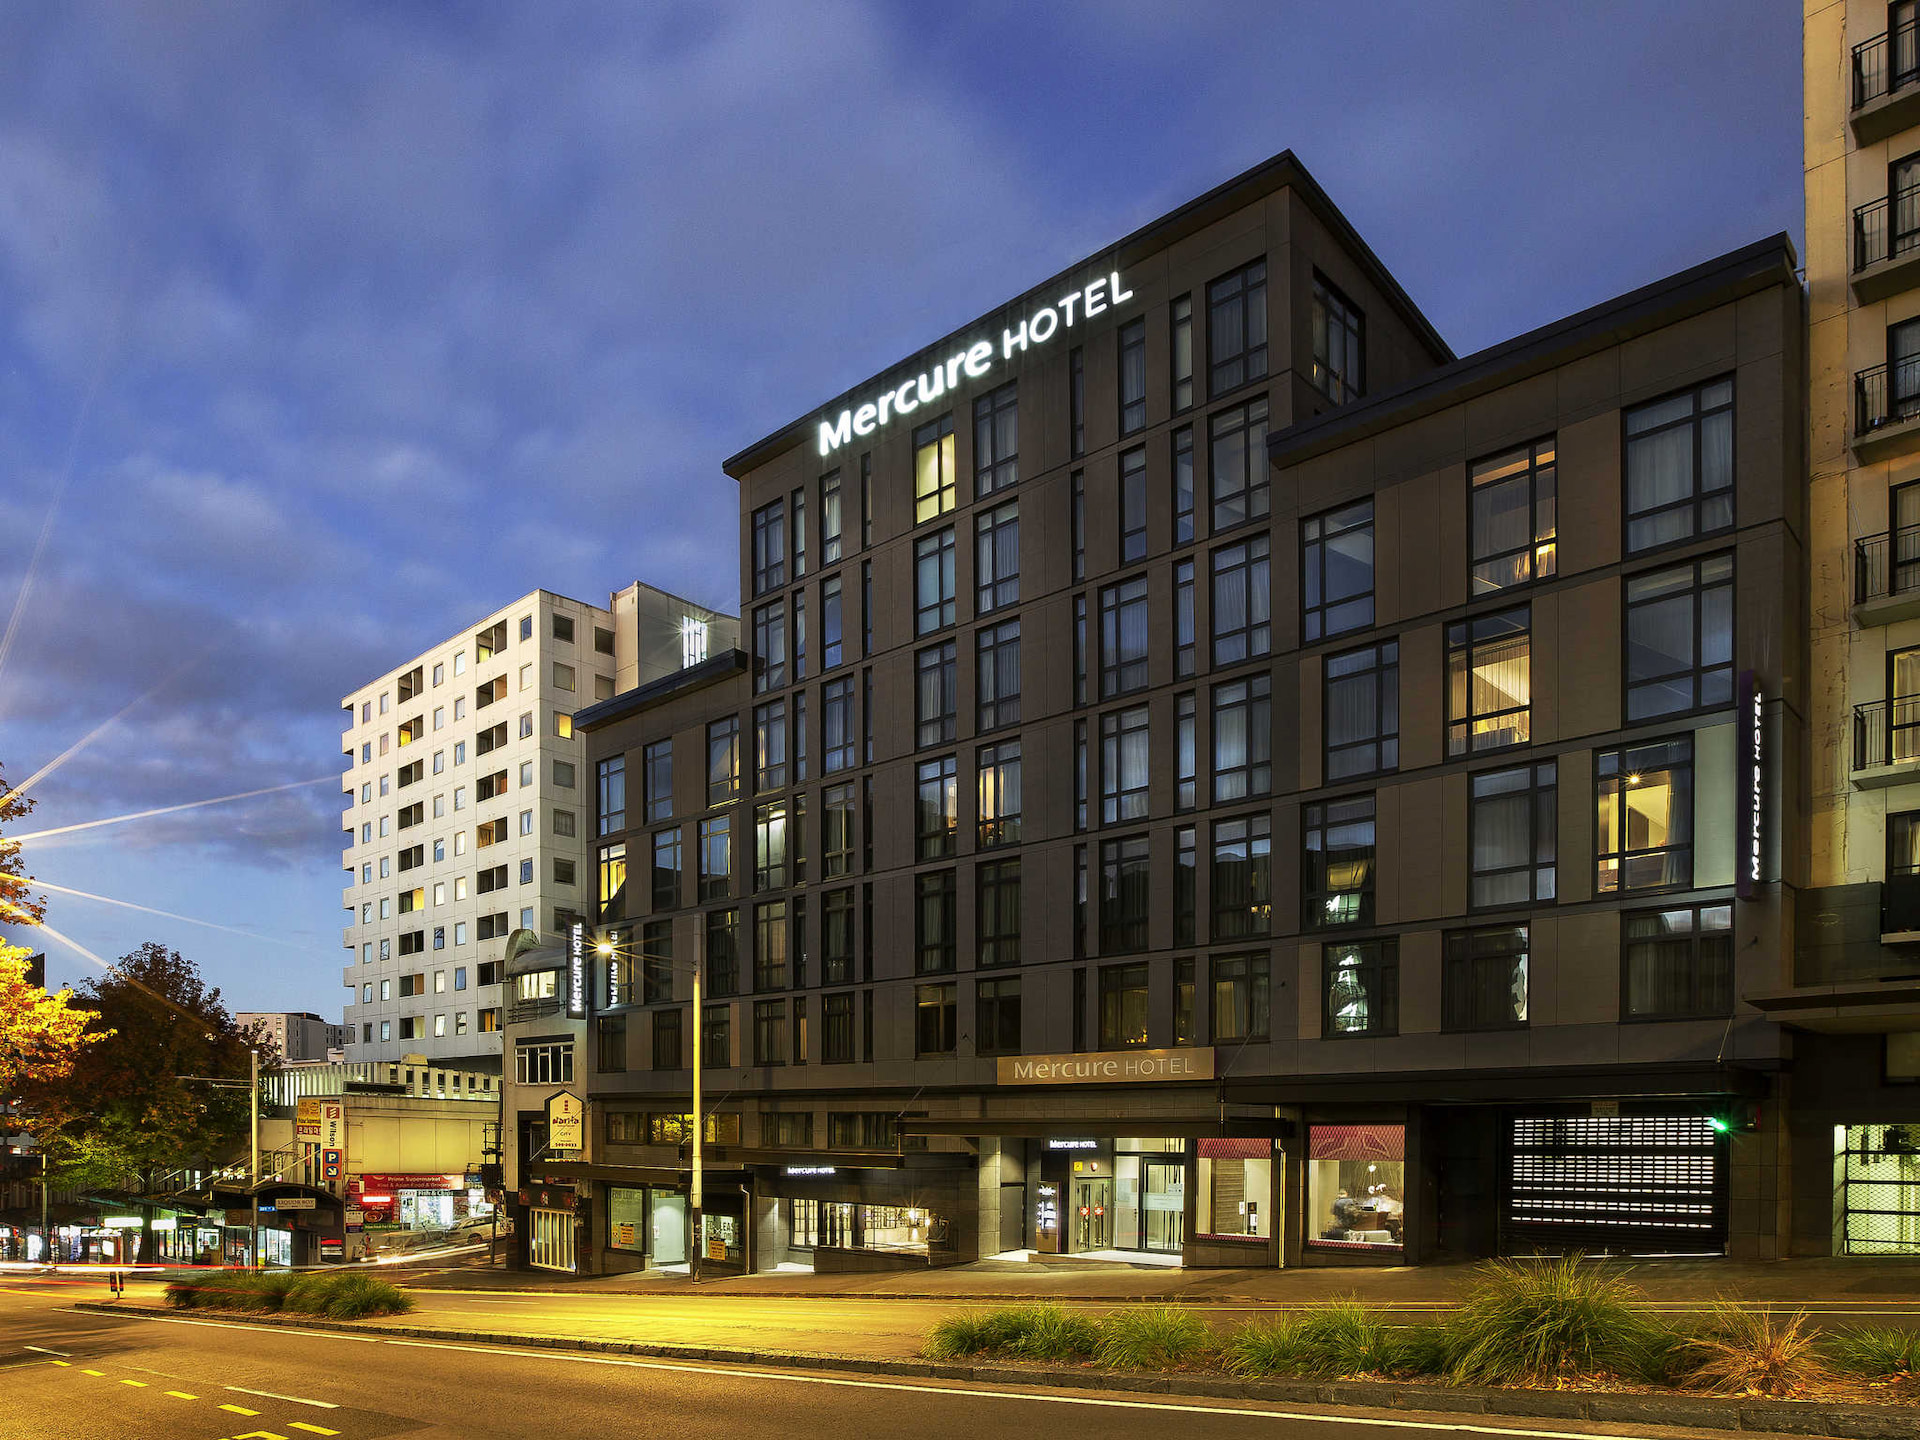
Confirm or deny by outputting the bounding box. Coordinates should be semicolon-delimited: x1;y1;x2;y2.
23;1345;70;1356
227;1384;338;1409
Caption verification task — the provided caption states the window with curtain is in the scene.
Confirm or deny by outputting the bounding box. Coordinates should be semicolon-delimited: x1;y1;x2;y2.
752;600;786;692
1624;377;1733;553
975;502;1019;613
1443;925;1529;1031
1302;499;1374;641
915;870;957;974
1100;577;1149;696
1119;318;1147;433
1324;640;1399;779
1099;963;1150;1048
1212;813;1272;939
1303;794;1375;929
1119;447;1147;563
1212;675;1272;802
1209;396;1271;531
1622;904;1731;1019
1209;259;1268;396
976;976;1021;1055
1625;553;1734;720
977;741;1022;848
1211;535;1271;665
915;641;956;748
1596;737;1693;894
1211;953;1270;1042
1099;835;1150;953
1175;559;1196;680
913;413;956;523
914;527;956;635
1446;607;1531;756
1323;939;1396;1036
977;858;1021;968
1470;439;1557;592
1100;705;1149;823
1173;425;1195;544
1310;272;1364;404
1469;762;1557;908
976;619;1021;732
973;381;1018;497
915;756;957;861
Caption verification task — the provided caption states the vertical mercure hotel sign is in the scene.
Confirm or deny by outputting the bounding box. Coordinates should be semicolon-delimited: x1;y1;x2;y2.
818;271;1135;457
1737;669;1764;900
567;920;587;1018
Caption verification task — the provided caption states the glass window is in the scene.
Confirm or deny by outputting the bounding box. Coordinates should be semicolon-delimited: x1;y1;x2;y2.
1446;606;1531;756
974;380;1019;496
1098;963;1150;1049
1470;439;1557;592
914;527;956;635
1212;675;1272;802
1470;762;1557;908
915;982;957;1056
704;910;739;998
978;741;1022;848
1176;692;1197;811
1071;469;1086;581
1209;396;1270;531
1175;826;1197;947
1099;835;1151;954
1069;346;1085;458
1308;1124;1403;1250
916;870;956;974
706;718;739;806
1626;553;1734;720
1596;737;1693;894
1304;794;1375;928
698;816;731;902
823;782;855;878
1444;925;1529;1031
1100;576;1149;697
752;600;786;693
916;641;957;748
1624;376;1734;553
1325;640;1398;780
1324;938;1398;1036
754;698;787;792
752;500;786;596
755;799;790;890
753;999;787;1066
975;618;1021;733
597;842;627;923
822;676;854;773
975;502;1019;613
1211;953;1270;1042
1309;272;1365;404
639;741;673;824
1209;259;1268;396
1623;904;1732;1019
821;468;843;565
1171;294;1194;411
819;886;854;985
821;575;844;670
1100;705;1150;824
915;756;958;861
1302;499;1373;641
1196;1137;1272;1239
1211;534;1271;666
913;413;957;524
1212;813;1273;940
976;976;1022;1055
978;857;1021;968
1172;425;1195;547
755;898;790;992
1119;317;1147;434
599;754;629;834
822;990;854;1062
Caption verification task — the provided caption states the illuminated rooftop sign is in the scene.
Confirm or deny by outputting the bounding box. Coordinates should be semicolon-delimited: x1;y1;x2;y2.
817;271;1135;457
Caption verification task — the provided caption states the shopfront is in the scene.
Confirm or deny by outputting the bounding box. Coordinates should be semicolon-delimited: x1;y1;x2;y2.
350;1173;487;1232
1836;1123;1920;1254
763;1158;965;1272
1030;1138;1187;1257
1305;1122;1407;1258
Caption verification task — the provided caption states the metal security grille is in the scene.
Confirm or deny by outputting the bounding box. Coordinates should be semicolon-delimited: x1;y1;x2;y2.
1504;1115;1725;1254
529;1207;576;1272
1839;1124;1920;1254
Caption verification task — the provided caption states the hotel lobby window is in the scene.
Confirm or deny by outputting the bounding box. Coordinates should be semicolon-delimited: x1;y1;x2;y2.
1470;439;1557;592
1308;1124;1404;1251
1596;737;1693;894
1196;1138;1272;1241
913;413;956;523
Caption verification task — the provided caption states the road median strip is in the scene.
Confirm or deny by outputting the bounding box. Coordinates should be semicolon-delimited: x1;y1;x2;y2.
74;1300;1914;1438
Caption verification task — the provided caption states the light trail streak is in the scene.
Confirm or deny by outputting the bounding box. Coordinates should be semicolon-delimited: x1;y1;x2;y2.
32;880;314;951
10;655;203;804
13;775;335;842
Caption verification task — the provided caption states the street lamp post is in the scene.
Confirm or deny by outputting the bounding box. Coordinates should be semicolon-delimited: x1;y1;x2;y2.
595;934;704;1282
249;1046;260;1269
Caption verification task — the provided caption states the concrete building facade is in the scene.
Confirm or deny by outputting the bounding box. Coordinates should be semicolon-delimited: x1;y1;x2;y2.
238;1011;346;1062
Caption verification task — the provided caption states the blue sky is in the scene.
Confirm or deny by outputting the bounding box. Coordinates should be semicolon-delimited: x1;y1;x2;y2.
0;1;1801;1014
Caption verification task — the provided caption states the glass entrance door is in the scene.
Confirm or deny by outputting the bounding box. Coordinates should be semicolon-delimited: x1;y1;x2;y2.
1142;1159;1185;1253
1071;1177;1112;1252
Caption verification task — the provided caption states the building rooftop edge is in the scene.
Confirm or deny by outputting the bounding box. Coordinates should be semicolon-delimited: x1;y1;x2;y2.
721;148;1456;480
1266;232;1802;468
338;585;612;707
573;648;750;733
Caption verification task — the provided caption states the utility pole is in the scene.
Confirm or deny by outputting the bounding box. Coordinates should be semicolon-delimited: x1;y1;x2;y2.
689;950;702;1285
39;1150;49;1265
249;1046;259;1269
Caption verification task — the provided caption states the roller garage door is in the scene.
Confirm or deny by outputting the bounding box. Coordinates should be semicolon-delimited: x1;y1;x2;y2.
1503;1114;1726;1255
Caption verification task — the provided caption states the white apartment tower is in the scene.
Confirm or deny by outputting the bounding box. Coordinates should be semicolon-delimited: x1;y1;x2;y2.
339;585;733;1067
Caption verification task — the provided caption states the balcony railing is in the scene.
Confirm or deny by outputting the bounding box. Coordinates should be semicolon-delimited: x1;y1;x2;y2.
1853;695;1920;770
1855;524;1920;605
1855;183;1920;271
1855;356;1920;436
1855;21;1920;109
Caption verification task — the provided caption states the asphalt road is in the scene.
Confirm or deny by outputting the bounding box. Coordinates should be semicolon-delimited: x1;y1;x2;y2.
0;1281;1774;1440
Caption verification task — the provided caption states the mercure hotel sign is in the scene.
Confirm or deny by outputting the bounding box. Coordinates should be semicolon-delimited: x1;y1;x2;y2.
998;1047;1215;1086
818;271;1136;457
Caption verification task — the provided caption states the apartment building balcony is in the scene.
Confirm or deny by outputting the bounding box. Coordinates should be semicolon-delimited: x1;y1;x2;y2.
1853;186;1920;302
1854;524;1920;626
1852;358;1920;461
1755;881;1920;1032
1851;695;1920;786
1852;22;1920;144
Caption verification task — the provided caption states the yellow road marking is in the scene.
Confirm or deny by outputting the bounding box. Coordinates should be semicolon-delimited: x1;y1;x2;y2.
291;1425;341;1436
219;1402;261;1415
80;1368;104;1375
233;1432;290;1440
50;1360;70;1367
164;1389;198;1399
120;1378;147;1386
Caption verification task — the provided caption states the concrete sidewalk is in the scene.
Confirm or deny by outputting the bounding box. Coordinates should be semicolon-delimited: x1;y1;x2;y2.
396;1253;1920;1306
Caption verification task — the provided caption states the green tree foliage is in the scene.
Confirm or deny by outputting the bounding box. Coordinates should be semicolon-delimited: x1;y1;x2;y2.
28;941;272;1182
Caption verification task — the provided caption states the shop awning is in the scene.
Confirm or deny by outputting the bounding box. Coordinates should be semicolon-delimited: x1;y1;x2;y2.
1223;1060;1772;1107
896;1115;1291;1139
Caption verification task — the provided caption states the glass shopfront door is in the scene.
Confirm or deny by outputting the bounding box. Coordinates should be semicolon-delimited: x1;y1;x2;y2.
1142;1159;1185;1253
1071;1177;1113;1252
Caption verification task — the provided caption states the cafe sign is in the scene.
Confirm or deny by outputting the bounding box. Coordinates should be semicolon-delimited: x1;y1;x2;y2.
998;1048;1215;1086
546;1090;584;1152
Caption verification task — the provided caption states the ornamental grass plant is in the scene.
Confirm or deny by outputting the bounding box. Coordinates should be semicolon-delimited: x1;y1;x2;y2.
163;1268;409;1319
1824;1325;1920;1377
283;1270;414;1320
1441;1253;1663;1386
923;1303;1096;1361
1092;1305;1215;1369
1227;1299;1417;1379
1679;1301;1829;1397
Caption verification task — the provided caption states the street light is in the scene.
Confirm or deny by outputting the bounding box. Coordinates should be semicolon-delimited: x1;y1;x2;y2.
592;932;706;1282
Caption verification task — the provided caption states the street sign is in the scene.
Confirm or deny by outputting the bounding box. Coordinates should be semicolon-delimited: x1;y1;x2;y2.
546;1090;584;1151
273;1196;317;1211
296;1098;346;1149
